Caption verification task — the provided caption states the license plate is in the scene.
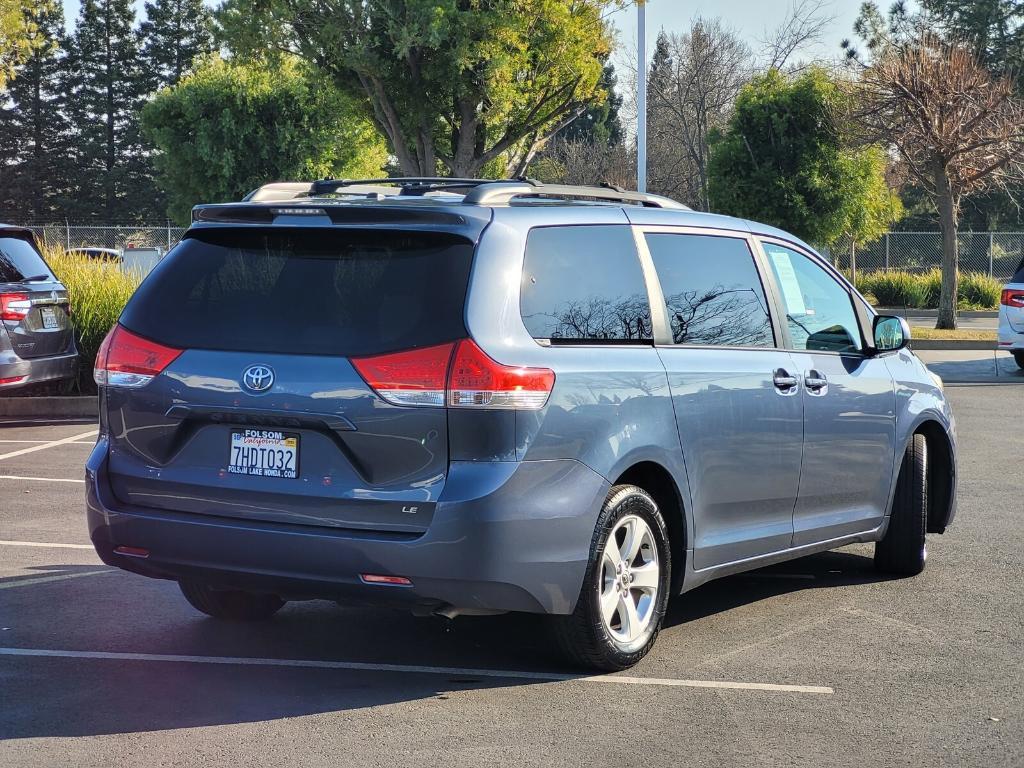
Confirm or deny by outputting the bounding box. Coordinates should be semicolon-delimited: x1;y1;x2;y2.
228;430;299;479
40;307;58;329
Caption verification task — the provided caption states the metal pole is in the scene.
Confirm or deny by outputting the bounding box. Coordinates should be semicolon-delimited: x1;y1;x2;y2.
989;231;994;277
637;2;647;193
64;218;70;250
885;233;890;270
166;220;172;252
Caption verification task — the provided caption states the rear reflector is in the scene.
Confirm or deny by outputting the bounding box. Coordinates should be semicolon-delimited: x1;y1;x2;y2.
352;338;554;410
0;375;28;386
94;324;183;389
113;545;150;558
0;292;30;321
1001;289;1024;308
360;573;413;586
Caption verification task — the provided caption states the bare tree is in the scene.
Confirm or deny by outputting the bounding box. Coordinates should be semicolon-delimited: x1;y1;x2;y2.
647;20;751;210
533;136;635;188
760;0;837;71
852;30;1024;329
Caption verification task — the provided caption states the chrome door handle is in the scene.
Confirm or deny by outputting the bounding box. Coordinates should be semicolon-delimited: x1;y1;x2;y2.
805;370;828;395
773;368;798;394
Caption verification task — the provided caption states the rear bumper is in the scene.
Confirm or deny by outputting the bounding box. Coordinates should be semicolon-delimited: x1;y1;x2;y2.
86;439;608;615
0;336;77;388
997;312;1024;350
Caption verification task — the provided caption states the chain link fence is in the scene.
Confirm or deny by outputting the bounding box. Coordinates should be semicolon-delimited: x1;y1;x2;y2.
21;223;188;253
829;232;1024;281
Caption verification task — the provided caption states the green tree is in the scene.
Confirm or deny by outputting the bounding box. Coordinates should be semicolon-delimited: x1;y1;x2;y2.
921;0;1024;79
139;0;215;92
64;0;161;221
708;67;900;248
0;0;69;220
0;0;33;89
559;62;623;147
217;0;618;177
141;56;388;223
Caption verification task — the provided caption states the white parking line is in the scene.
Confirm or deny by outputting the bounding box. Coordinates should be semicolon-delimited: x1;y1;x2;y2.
0;430;97;461
0;647;833;694
0;540;94;550
0;571;111;590
0;440;94;445
0;475;84;483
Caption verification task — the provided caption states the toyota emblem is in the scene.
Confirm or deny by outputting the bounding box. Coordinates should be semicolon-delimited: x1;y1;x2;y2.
242;364;275;393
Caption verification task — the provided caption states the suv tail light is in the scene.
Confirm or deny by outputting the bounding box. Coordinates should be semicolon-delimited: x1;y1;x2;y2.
94;324;183;388
1001;289;1024;308
353;339;554;410
0;292;30;321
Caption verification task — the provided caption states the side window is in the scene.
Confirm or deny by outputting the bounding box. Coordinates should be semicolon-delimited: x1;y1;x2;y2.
762;242;862;353
521;225;652;344
645;233;774;348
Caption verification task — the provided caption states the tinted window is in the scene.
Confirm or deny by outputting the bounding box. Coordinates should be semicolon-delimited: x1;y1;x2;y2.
645;233;774;347
1012;257;1024;284
120;228;474;356
0;235;55;283
521;225;652;343
762;242;862;353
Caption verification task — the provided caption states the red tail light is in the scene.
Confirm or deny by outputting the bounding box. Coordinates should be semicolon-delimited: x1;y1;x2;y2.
94;324;183;388
0;292;30;321
1001;289;1024;308
353;339;554;410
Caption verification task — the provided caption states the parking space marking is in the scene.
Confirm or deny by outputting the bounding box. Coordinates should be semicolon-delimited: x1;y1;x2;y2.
0;430;97;461
0;440;95;445
0;540;94;550
0;474;84;483
0;571;111;590
0;647;833;694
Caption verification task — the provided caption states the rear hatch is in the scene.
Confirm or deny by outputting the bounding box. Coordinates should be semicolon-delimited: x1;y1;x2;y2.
1003;259;1024;333
102;224;478;534
0;231;73;358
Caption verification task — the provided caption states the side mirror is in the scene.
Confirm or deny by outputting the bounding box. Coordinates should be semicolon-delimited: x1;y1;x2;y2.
873;315;911;352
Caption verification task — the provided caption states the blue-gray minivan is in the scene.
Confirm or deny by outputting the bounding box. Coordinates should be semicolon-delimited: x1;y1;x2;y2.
86;179;957;670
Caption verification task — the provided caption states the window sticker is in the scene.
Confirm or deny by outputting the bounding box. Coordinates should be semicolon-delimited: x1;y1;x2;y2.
768;248;807;316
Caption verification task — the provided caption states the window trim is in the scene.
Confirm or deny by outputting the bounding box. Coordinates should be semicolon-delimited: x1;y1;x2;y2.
520;223;657;348
753;236;870;356
632;225;785;351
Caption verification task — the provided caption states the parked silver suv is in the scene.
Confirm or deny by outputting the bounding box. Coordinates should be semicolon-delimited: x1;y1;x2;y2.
0;226;76;390
87;179;957;670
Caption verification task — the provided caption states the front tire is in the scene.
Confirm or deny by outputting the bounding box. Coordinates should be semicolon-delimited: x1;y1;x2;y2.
179;580;285;621
875;433;928;576
553;485;671;671
1013;351;1024;370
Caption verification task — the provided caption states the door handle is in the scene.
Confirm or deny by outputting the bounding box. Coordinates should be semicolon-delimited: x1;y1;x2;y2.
773;368;799;394
804;370;828;395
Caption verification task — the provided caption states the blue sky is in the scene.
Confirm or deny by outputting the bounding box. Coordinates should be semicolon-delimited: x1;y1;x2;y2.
62;1;864;60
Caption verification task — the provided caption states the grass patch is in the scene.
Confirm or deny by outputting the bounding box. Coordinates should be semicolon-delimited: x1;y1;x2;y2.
40;243;142;393
910;328;996;341
854;269;1002;310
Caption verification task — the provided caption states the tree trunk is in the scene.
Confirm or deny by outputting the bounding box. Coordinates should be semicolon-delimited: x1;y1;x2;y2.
934;161;959;330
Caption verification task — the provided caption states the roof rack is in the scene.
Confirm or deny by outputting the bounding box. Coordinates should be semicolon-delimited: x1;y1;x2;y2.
242;177;688;209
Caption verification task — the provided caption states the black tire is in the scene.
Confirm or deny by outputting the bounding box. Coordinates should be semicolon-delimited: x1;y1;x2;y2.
875;433;928;576
1013;351;1024;370
553;485;672;671
179;580;285;621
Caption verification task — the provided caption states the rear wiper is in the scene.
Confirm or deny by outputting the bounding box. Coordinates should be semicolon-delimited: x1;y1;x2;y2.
20;274;52;283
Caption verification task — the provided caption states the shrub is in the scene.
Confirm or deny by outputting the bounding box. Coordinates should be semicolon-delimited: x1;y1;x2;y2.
959;271;1003;310
855;270;929;308
41;244;142;392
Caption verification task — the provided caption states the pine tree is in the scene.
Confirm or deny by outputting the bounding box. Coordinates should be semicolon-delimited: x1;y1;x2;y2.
64;0;161;222
559;62;624;146
0;0;69;221
138;0;214;92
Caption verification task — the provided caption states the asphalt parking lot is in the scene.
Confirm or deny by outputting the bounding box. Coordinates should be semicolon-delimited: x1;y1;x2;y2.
1;384;1022;767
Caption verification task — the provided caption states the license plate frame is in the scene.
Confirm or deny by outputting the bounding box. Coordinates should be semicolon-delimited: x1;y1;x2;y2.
40;306;58;329
228;429;300;479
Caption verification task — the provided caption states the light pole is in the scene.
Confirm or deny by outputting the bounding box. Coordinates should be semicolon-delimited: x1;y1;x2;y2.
637;1;647;193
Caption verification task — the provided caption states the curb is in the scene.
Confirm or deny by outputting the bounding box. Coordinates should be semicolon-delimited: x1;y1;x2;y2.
0;395;98;419
910;340;996;351
877;307;998;319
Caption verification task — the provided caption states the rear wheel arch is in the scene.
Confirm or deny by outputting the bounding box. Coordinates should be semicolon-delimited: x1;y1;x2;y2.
910;420;955;534
612;461;686;594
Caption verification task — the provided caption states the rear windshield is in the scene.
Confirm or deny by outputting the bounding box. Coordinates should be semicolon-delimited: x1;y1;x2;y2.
120;228;475;356
0;234;55;283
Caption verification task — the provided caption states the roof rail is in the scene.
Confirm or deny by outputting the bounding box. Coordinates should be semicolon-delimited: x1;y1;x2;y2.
242;177;688;209
462;181;688;209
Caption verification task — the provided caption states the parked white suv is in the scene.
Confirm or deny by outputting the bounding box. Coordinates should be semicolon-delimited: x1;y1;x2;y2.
998;259;1024;370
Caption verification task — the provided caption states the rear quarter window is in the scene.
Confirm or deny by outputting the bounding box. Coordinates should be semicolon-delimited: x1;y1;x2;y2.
0;234;55;283
520;225;652;344
119;227;475;356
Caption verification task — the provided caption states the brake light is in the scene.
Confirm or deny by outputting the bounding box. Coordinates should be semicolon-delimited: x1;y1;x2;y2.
1001;289;1024;308
352;339;554;410
93;324;183;388
448;339;554;409
0;292;30;321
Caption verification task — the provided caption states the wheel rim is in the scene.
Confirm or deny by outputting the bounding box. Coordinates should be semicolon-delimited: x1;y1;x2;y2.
599;514;660;645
